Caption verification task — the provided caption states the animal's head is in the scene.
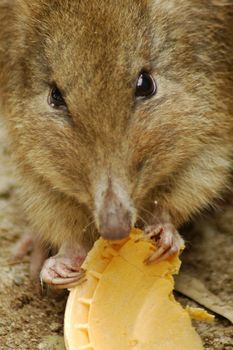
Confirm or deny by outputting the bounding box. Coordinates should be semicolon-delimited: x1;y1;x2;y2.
8;0;232;238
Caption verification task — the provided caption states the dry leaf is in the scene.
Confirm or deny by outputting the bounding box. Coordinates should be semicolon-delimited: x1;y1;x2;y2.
175;272;233;324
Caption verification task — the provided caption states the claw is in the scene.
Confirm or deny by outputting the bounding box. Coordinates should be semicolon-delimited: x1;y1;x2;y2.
144;224;163;239
46;270;86;289
135;225;163;244
144;223;184;264
64;271;84;278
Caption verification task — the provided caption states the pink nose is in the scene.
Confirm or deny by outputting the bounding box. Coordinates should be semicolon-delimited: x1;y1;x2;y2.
99;208;131;240
98;192;132;240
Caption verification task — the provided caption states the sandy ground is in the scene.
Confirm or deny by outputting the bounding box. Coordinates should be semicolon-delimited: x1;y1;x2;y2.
0;120;232;350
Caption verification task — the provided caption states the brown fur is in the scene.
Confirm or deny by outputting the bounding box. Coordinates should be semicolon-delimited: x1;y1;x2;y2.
0;0;233;249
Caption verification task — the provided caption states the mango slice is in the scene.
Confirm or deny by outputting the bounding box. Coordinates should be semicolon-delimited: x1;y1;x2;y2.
64;229;204;350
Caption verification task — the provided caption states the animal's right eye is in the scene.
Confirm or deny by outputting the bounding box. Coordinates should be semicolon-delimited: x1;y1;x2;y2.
48;85;67;110
135;71;157;100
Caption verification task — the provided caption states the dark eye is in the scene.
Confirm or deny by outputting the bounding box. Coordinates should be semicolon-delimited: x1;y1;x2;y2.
48;85;67;109
135;71;157;99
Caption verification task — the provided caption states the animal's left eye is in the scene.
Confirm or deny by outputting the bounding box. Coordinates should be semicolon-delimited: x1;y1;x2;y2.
135;71;157;99
48;85;67;109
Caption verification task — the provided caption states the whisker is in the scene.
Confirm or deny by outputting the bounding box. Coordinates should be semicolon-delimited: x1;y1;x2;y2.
138;205;156;220
136;213;149;227
83;219;96;233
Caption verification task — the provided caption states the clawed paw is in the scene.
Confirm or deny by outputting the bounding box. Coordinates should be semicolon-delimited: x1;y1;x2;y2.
40;255;86;289
144;224;184;264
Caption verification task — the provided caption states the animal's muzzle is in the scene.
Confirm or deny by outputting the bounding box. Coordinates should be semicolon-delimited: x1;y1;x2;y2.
99;203;132;240
96;178;133;240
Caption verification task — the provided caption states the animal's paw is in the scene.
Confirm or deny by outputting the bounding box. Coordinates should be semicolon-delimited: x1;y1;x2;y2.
144;223;184;264
40;254;86;289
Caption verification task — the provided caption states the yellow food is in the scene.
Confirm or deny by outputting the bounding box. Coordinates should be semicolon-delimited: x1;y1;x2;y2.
64;229;204;350
186;306;215;322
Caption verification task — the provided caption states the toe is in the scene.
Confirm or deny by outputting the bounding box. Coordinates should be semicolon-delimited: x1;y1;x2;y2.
46;270;86;289
54;262;75;277
145;225;163;239
144;246;168;264
144;226;184;264
145;244;178;264
40;254;86;288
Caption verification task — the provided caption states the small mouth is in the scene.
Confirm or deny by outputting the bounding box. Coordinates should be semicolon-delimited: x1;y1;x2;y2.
99;223;131;241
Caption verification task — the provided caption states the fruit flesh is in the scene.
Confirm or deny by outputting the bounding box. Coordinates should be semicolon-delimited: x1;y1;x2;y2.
64;229;204;350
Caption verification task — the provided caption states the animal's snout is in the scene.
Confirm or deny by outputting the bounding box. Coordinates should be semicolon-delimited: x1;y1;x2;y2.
99;201;132;240
95;178;134;240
